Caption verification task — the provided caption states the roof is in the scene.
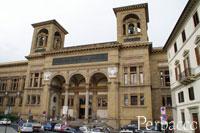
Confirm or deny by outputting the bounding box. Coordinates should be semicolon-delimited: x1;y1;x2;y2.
32;19;68;34
163;0;199;50
113;3;149;22
0;61;28;67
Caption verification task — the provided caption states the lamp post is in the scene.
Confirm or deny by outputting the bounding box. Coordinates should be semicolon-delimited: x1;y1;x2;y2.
4;91;9;133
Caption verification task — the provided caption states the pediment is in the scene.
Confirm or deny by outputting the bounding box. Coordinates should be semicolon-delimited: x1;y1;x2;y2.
175;60;180;65
195;35;200;45
182;50;189;57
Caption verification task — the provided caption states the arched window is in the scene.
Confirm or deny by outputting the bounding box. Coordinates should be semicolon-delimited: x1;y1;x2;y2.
53;31;62;49
36;29;49;48
123;14;141;35
128;24;135;35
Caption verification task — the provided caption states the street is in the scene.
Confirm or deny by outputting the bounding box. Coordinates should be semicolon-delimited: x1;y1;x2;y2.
0;124;56;133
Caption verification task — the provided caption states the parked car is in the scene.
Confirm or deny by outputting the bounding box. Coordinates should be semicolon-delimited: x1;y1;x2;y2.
79;125;91;133
139;125;161;133
43;122;57;131
18;123;33;133
28;120;42;132
0;118;11;125
120;122;138;133
61;126;82;133
54;123;64;132
91;127;110;133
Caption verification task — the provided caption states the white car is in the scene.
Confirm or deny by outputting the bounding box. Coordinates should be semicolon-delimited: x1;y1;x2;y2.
0;118;11;125
54;123;63;131
79;125;91;133
18;123;33;133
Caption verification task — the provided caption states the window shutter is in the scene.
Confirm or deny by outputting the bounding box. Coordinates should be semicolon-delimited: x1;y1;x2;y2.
183;59;186;76
195;47;200;65
175;68;178;80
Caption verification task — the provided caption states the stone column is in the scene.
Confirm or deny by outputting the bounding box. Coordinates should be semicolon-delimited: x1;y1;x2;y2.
92;91;97;119
64;84;69;119
73;92;79;119
85;87;89;121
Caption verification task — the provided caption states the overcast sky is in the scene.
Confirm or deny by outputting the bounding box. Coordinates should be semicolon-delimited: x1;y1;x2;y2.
0;0;187;63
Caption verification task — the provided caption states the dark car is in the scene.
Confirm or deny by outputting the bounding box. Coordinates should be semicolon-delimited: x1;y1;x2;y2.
61;126;82;133
43;122;57;131
121;122;138;132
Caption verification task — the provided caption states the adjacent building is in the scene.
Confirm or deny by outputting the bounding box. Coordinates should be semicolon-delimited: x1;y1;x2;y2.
164;0;200;132
0;3;172;129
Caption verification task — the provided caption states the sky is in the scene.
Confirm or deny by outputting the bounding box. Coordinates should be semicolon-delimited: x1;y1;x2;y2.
0;0;188;63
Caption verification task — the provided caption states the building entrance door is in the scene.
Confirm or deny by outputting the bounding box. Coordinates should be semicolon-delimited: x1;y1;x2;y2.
192;113;200;133
79;98;85;119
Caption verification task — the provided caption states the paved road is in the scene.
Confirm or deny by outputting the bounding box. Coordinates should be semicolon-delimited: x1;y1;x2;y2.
0;124;56;133
0;125;17;133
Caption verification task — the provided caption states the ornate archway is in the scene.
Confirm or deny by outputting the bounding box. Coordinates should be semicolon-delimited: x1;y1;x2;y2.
50;75;65;119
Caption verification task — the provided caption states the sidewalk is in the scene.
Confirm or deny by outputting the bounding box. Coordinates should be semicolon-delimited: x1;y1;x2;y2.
0;125;17;133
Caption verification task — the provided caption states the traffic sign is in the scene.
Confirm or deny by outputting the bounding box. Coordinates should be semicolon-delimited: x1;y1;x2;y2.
160;114;167;121
161;107;166;114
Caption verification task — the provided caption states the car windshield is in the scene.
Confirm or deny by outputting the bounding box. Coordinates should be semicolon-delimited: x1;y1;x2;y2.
23;123;32;127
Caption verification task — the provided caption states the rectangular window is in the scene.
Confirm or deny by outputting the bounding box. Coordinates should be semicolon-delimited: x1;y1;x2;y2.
131;96;138;105
167;96;172;107
188;87;195;100
124;73;128;85
27;95;30;104
11;78;19;90
139;66;143;84
0;78;7;90
174;42;177;53
124;94;128;106
0;97;3;105
178;91;184;103
182;30;186;43
195;46;200;65
37;95;40;104
102;98;107;107
181;112;185;125
130;67;137;84
193;11;199;27
162;96;166;106
40;73;43;87
8;96;15;105
34;73;39;87
31;95;36;104
140;94;144;105
130;73;137;84
160;70;170;87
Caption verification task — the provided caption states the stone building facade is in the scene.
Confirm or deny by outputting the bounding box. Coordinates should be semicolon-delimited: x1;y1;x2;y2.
0;3;172;128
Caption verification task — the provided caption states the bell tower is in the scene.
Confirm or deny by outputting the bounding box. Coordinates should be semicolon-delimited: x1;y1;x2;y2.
113;3;149;44
30;20;68;54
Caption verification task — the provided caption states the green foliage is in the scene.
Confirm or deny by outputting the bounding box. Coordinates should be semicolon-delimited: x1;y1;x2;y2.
0;114;19;122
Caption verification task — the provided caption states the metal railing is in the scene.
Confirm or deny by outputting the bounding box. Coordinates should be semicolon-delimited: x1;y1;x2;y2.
178;68;194;81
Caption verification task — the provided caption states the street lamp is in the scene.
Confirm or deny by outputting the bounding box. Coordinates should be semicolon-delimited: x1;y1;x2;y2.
4;91;9;133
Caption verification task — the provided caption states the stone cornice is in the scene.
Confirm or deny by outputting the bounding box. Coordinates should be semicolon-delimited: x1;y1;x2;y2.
43;41;120;56
0;61;28;67
152;47;165;53
163;0;198;50
32;19;68;34
113;3;149;22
